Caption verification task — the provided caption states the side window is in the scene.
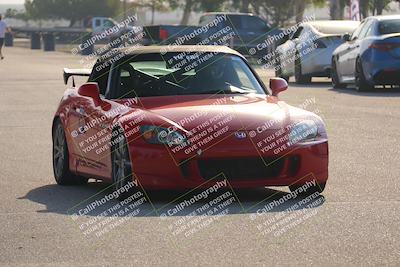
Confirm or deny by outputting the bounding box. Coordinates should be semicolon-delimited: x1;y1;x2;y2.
242;16;268;30
94;19;101;28
227;15;242;29
365;21;375;37
378;20;400;35
291;27;303;39
199;15;215;26
103;19;115;28
89;60;111;96
351;21;366;40
358;20;373;39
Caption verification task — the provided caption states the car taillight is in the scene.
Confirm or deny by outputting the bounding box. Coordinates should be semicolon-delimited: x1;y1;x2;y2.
369;43;400;51
159;29;168;40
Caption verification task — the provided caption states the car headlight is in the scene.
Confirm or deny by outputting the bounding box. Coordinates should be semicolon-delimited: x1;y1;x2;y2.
140;125;186;145
288;120;318;145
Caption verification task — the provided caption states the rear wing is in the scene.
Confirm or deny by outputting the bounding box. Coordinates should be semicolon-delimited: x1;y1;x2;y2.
63;68;91;85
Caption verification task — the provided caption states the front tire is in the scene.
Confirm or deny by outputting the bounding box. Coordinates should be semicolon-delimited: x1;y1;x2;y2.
295;54;312;84
52;119;88;185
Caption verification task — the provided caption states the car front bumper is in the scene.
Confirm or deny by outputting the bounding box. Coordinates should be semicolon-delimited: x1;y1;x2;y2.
130;138;329;190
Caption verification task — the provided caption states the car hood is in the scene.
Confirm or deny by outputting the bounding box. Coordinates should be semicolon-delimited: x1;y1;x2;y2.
134;94;307;131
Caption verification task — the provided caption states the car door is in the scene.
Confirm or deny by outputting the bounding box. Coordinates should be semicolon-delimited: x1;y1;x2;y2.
74;94;111;178
346;19;374;78
296;26;317;74
65;92;94;174
334;40;352;79
74;62;115;179
278;26;304;76
335;21;364;77
92;18;103;36
81;60;141;180
348;19;375;79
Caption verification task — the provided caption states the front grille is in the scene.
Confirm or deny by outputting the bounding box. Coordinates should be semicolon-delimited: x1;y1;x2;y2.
180;160;190;179
288;156;300;176
198;157;285;180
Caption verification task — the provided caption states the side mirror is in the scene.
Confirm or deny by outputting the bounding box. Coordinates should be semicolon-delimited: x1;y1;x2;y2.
342;33;351;42
270;78;288;96
78;82;103;106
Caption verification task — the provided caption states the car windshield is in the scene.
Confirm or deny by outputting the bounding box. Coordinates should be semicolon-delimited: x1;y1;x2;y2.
378;19;400;35
115;52;266;98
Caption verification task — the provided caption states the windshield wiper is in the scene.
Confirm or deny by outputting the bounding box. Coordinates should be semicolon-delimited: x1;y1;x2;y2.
226;83;256;94
188;90;251;95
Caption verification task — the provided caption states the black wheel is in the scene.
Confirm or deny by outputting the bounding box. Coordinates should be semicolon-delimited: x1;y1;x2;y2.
355;59;374;92
289;182;326;195
111;130;135;200
275;54;289;82
295;54;312;84
331;59;346;89
52;119;88;185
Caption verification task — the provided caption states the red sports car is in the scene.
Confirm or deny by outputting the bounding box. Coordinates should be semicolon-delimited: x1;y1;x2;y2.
52;46;328;198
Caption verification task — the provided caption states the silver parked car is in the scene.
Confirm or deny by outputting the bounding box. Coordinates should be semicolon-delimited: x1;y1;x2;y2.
275;20;360;84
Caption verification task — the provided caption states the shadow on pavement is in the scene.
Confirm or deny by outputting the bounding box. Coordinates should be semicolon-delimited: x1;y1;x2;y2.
20;180;325;218
288;81;332;88
329;86;400;96
288;80;400;96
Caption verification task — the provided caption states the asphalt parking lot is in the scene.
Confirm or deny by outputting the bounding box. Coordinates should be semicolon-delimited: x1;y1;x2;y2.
0;47;399;266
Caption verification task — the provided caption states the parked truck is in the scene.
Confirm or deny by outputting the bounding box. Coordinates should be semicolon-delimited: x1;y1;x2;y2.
12;16;140;43
141;12;285;58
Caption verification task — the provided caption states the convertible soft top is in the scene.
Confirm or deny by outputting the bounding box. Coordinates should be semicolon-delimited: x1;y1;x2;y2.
113;45;244;57
63;46;245;85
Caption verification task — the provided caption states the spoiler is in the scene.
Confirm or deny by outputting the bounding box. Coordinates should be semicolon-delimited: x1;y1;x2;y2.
63;68;91;85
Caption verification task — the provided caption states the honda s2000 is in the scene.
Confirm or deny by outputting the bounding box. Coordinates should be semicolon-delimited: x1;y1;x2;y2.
52;46;328;198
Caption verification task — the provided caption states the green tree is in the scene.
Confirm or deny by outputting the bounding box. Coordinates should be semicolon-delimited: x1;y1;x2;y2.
350;0;395;18
369;0;392;15
295;0;325;23
248;0;296;27
232;0;324;25
5;8;30;22
25;0;121;26
232;0;326;27
169;0;226;25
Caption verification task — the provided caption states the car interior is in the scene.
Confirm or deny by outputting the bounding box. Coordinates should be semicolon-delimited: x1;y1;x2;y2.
110;53;262;98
